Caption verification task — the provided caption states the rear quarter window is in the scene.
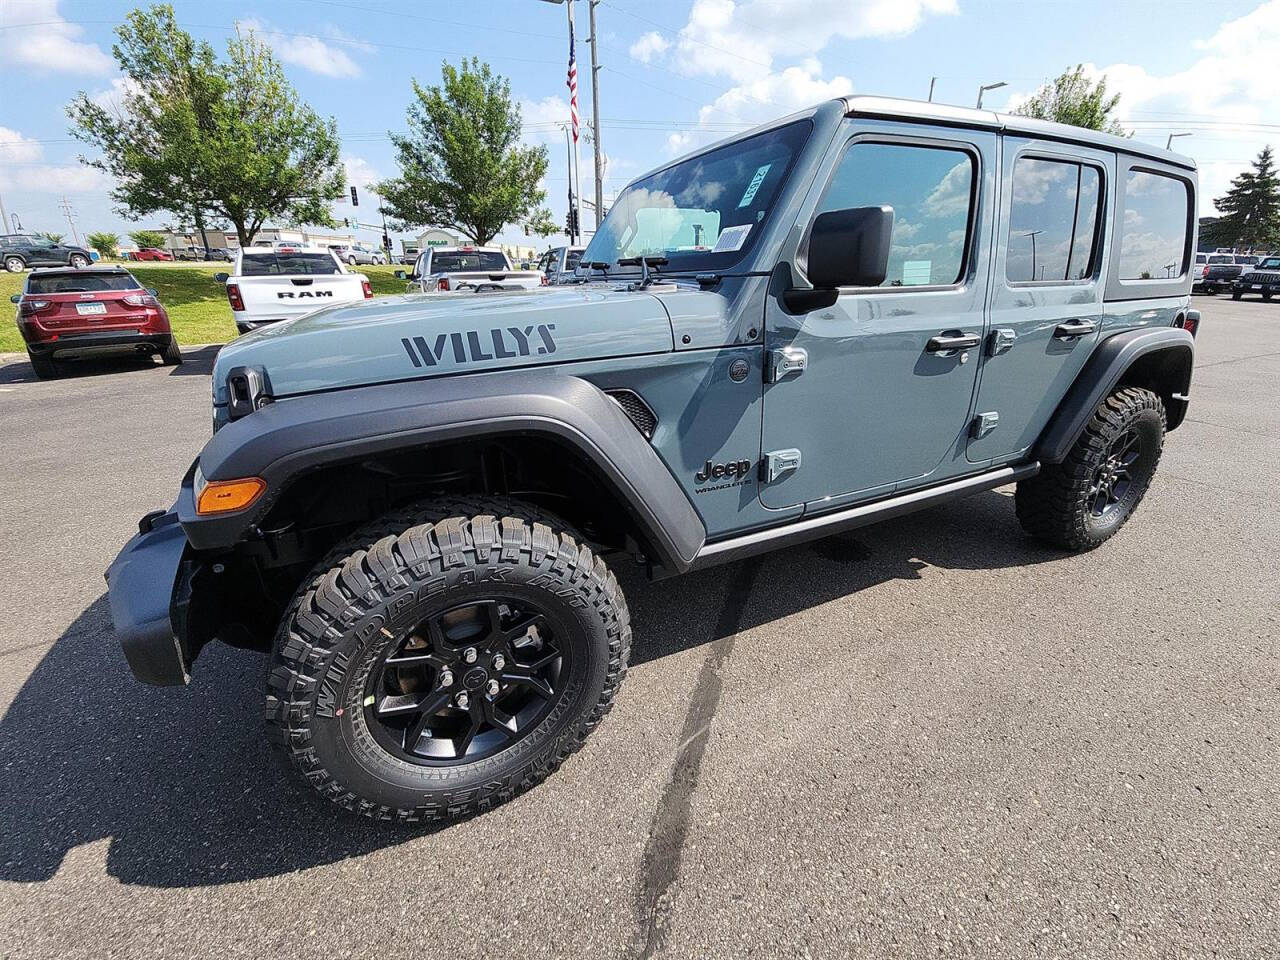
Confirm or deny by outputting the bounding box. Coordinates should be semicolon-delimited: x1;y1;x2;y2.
1118;170;1191;280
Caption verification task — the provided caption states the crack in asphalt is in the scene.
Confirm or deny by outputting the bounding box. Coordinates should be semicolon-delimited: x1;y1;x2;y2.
634;558;762;959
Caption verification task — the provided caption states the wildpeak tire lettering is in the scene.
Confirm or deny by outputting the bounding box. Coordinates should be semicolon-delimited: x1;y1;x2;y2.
401;324;557;368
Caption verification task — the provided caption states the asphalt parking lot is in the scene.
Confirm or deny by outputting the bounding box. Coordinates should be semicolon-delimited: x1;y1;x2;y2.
0;299;1277;959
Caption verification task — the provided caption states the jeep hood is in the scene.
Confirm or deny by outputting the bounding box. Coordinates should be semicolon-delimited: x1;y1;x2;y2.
211;286;676;403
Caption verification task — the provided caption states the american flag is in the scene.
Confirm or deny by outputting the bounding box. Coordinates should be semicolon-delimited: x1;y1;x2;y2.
567;17;579;143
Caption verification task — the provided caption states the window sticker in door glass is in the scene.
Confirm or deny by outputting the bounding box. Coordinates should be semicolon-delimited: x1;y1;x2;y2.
901;260;932;286
712;223;752;253
737;164;772;207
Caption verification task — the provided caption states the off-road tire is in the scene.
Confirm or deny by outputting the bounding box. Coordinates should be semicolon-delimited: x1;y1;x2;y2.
160;337;183;366
265;496;629;822
27;352;58;379
1015;386;1165;551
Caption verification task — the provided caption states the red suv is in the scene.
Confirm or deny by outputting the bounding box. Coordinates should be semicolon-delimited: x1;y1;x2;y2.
10;266;182;378
132;248;174;261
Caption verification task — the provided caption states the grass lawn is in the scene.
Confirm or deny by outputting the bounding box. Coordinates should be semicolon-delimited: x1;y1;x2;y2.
1;261;409;355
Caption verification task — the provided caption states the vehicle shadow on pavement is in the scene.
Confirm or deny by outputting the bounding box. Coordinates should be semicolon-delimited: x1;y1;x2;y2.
0;491;1060;889
0;345;219;385
625;488;1062;666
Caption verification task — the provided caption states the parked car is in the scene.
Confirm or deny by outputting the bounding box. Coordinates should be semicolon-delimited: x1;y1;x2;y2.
107;95;1198;824
1192;252;1241;293
215;247;373;335
397;245;546;293
540;245;586;284
329;242;386;266
133;247;175;262
1;234;93;272
11;265;181;377
1231;255;1280;301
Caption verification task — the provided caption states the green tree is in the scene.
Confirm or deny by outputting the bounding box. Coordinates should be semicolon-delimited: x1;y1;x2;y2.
87;231;120;258
68;4;344;248
1011;65;1128;136
129;229;168;249
376;59;554;245
1200;146;1280;251
43;233;65;245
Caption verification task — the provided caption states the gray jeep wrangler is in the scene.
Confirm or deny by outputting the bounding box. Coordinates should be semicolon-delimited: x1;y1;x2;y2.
107;97;1199;822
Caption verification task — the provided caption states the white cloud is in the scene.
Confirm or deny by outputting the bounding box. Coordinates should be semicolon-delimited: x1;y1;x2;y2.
999;2;1280;215
629;31;670;63
672;0;956;83
89;77;141;114
0;126;106;193
0;0;113;74
665;132;693;157
239;20;369;78
342;155;381;191
519;95;572;143
697;60;854;128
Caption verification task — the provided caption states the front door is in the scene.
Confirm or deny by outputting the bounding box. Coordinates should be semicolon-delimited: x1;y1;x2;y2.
967;138;1110;463
760;121;998;511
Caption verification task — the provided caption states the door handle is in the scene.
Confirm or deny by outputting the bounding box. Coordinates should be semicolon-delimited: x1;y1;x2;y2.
1053;320;1097;339
926;332;981;354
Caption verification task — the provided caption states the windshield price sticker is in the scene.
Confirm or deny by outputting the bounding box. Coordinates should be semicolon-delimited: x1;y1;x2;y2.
737;164;773;208
712;224;753;253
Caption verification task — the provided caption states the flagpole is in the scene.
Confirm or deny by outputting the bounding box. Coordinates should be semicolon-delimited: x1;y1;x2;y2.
567;0;584;242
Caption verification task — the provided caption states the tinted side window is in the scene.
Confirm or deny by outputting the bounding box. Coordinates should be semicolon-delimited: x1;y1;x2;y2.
820;141;974;287
1006;158;1101;283
1119;170;1190;280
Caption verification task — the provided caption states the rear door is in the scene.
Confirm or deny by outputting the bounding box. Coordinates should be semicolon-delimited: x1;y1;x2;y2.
967;138;1110;463
759;120;998;510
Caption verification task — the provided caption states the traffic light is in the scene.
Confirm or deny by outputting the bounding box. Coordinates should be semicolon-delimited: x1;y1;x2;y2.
565;208;580;238
350;186;359;206
343;218;350;228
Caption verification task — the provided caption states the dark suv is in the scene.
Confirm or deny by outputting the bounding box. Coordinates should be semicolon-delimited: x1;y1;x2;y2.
1;234;93;272
11;266;182;377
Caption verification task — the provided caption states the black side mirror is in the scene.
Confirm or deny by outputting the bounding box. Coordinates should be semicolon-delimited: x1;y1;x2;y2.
787;205;893;311
213;272;229;283
394;269;406;280
9;294;21;304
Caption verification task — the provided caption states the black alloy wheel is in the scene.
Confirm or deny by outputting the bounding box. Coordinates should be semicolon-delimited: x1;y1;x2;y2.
364;597;567;765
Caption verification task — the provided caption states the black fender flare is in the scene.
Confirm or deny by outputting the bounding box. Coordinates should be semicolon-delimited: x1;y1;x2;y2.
1035;326;1194;464
178;371;706;573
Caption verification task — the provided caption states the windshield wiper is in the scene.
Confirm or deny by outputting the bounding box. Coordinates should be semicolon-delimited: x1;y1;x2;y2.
617;255;669;288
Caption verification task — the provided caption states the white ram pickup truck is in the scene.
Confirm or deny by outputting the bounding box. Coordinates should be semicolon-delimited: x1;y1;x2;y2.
216;247;372;335
398;246;545;294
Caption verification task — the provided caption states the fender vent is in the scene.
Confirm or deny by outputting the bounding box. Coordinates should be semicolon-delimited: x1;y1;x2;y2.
606;389;658;439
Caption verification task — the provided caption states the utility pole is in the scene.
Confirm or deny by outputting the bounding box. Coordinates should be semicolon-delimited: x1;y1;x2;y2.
58;196;82;248
927;77;936;102
588;0;604;228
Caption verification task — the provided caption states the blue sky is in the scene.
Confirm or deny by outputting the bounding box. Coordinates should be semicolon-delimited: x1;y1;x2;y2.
2;0;1277;251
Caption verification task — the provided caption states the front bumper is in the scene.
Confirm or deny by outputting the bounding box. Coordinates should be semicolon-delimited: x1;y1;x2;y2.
105;510;191;686
1232;278;1280;297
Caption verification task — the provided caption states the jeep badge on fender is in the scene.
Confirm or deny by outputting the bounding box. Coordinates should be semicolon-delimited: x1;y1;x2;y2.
107;95;1197;826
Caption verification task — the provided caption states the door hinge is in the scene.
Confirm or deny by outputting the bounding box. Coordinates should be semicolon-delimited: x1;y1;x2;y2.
766;346;808;383
763;448;802;483
971;411;999;439
989;328;1016;356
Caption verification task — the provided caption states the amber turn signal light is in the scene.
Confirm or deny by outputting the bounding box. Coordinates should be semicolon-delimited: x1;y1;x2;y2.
196;477;266;515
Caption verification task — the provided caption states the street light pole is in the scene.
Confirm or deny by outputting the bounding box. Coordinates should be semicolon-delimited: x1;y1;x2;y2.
1166;132;1192;150
976;81;1007;109
927;76;936;102
588;0;604;228
0;191;9;238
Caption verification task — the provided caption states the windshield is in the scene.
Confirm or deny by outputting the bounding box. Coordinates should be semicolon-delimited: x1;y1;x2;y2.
430;251;508;272
240;253;339;275
582;120;812;273
27;272;139;294
1259;257;1280;269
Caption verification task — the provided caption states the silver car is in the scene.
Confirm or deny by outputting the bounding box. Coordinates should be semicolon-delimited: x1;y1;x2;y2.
329;243;386;266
